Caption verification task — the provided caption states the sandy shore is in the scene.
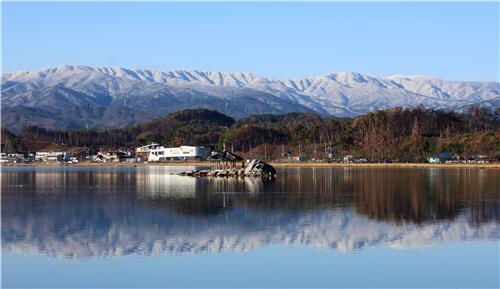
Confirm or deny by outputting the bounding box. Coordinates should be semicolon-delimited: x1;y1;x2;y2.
2;161;499;169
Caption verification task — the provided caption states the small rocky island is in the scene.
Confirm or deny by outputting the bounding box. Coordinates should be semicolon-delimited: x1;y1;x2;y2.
179;159;277;178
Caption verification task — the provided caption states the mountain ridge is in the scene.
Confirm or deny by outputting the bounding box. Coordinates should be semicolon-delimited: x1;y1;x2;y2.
2;65;499;131
4;65;498;83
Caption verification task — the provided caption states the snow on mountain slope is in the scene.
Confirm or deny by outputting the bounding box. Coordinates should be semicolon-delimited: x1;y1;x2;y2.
3;205;497;258
2;65;498;130
386;75;500;102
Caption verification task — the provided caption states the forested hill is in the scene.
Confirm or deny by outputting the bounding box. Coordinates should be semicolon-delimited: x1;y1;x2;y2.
2;109;233;152
2;107;499;162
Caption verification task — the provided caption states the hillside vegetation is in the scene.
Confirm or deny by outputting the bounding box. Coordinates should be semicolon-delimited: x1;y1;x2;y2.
2;106;499;162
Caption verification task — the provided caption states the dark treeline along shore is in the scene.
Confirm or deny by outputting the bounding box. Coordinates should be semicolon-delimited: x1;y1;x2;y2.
1;106;499;163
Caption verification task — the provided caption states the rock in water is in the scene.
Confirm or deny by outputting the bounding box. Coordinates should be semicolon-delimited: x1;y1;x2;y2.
244;159;277;176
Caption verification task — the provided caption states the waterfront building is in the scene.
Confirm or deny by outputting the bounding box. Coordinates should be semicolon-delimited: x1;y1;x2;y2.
148;146;211;162
428;152;452;164
136;143;160;161
93;150;135;163
35;151;72;162
0;153;9;163
343;155;368;163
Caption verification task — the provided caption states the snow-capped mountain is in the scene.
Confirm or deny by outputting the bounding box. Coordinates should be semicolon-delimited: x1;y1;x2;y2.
3;201;498;258
2;65;499;131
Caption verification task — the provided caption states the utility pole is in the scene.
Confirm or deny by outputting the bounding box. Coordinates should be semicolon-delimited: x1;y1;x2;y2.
324;143;327;162
314;142;317;161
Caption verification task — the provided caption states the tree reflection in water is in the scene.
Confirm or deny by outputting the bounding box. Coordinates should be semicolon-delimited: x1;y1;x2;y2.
1;166;499;258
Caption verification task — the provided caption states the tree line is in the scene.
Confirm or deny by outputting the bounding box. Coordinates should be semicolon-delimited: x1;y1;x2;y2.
1;106;499;162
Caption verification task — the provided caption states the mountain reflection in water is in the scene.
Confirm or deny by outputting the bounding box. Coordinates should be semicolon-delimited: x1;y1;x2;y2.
2;166;499;258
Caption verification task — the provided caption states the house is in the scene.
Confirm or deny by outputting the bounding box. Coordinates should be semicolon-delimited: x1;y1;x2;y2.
428;152;452;164
0;152;30;163
0;153;10;163
35;151;72;162
93;150;135;163
69;157;79;163
136;143;160;161
148;146;211;162
343;155;355;163
8;153;24;159
468;155;490;164
293;155;307;162
118;150;136;163
5;153;27;163
451;154;465;163
343;155;368;163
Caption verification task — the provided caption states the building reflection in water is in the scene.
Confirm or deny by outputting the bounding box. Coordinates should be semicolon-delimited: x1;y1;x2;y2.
1;166;499;258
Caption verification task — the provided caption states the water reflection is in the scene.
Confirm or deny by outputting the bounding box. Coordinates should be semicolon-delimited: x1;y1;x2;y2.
1;166;499;258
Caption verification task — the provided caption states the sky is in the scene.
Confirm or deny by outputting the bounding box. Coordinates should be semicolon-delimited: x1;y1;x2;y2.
2;2;499;81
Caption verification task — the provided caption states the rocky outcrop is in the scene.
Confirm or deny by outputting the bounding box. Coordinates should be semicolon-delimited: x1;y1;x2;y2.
178;160;277;178
244;159;277;176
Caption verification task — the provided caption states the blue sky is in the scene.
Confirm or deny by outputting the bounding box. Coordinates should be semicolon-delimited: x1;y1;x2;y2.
2;2;499;81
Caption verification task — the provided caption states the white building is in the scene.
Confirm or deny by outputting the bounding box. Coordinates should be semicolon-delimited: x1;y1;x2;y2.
35;151;72;162
92;150;134;163
343;155;368;163
136;143;160;154
343;155;355;163
136;143;160;161
0;153;10;163
148;146;211;162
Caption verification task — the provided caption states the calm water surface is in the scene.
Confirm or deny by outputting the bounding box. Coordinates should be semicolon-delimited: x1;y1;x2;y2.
1;166;499;288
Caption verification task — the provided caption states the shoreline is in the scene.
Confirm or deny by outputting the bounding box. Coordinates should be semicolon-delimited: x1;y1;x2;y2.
1;161;499;169
271;162;500;169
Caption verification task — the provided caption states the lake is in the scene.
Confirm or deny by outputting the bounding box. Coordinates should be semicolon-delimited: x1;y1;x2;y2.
1;166;499;288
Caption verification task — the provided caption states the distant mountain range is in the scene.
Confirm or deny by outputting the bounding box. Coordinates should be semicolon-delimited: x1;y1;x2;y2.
5;207;497;259
2;65;499;132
